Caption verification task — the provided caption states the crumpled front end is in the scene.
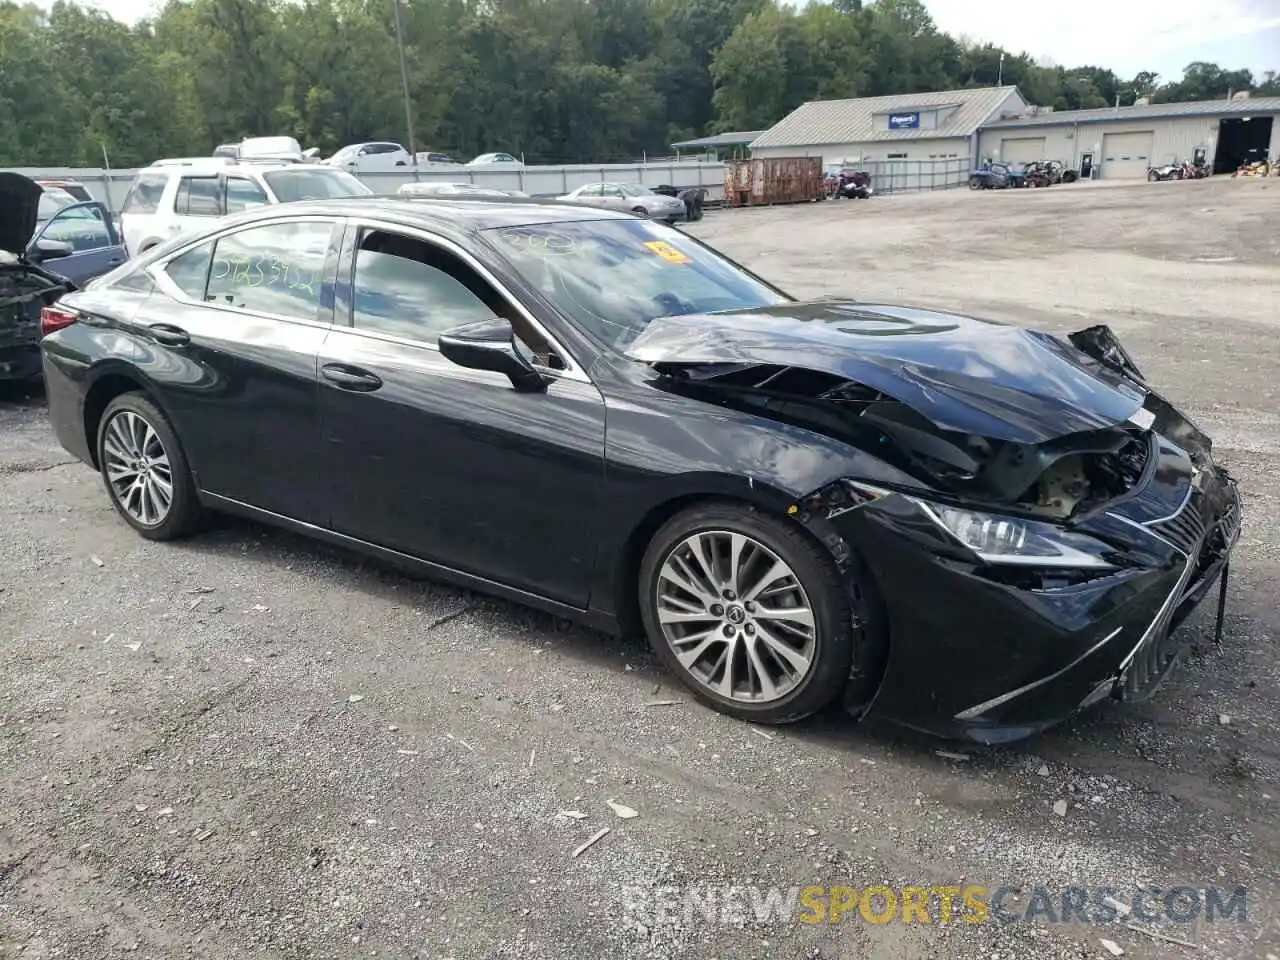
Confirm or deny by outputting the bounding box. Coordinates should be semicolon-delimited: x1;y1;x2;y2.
1;262;74;380
819;441;1241;743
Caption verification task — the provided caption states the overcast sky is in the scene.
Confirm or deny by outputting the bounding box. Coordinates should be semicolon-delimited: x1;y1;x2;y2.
923;0;1279;82
43;0;1280;86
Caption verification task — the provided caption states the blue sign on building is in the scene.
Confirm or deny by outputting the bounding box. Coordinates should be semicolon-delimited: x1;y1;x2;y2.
888;112;920;130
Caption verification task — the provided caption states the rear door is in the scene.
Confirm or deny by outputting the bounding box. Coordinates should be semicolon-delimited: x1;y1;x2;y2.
141;215;342;520
171;174;225;241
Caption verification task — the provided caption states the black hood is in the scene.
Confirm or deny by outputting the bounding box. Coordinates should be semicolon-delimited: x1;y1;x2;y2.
0;172;41;257
625;298;1149;444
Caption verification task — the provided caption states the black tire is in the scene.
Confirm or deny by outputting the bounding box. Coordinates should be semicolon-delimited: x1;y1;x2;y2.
968;177;982;190
96;392;206;541
638;502;864;724
1147;170;1159;182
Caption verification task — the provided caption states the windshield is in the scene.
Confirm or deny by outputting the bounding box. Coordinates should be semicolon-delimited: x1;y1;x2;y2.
618;184;651;197
263;168;373;201
484;218;790;350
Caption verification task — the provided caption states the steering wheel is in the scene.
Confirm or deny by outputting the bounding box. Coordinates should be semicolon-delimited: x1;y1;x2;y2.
652;290;695;316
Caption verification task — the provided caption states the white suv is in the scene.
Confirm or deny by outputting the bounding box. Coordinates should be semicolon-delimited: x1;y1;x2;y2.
118;158;372;255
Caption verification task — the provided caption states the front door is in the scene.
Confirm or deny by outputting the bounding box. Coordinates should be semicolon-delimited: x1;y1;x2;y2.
30;201;125;285
317;219;606;607
141;216;341;521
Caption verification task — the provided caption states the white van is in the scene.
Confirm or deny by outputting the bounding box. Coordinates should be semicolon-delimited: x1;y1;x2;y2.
118;158;372;254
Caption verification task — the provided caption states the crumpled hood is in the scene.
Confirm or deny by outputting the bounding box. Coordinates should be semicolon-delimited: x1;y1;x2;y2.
0;172;41;257
625;298;1149;444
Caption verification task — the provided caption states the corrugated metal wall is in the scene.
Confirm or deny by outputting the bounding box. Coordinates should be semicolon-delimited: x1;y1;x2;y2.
751;137;971;165
976;116;1260;177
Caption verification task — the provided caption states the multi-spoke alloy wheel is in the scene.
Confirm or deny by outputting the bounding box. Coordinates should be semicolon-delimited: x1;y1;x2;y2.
102;410;173;526
656;530;817;703
639;502;872;724
96;393;205;541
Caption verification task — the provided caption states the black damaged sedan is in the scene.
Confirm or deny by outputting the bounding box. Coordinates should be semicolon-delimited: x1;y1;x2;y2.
39;197;1241;743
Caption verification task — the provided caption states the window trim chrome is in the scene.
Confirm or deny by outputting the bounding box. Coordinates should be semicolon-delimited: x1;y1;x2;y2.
145;213;341;330
341;215;592;384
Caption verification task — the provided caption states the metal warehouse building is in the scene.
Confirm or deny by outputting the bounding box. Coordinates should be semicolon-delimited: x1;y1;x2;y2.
751;86;1279;180
978;96;1280;179
749;85;1028;165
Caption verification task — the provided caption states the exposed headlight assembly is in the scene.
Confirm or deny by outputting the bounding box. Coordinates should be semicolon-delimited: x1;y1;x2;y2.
918;502;1117;569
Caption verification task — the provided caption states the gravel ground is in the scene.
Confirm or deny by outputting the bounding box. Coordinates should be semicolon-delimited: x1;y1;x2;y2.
2;176;1278;960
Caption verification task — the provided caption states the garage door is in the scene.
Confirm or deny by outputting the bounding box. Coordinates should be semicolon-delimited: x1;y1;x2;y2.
1100;131;1154;179
1000;137;1046;165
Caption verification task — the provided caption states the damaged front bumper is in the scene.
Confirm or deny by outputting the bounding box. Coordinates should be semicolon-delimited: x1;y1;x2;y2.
2;263;73;380
811;438;1242;744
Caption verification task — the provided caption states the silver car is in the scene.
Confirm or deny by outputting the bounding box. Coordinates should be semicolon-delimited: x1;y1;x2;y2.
558;182;686;222
397;182;513;198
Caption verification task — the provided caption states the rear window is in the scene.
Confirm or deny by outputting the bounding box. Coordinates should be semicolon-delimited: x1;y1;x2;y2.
262;169;372;202
122;173;168;214
37;188;77;219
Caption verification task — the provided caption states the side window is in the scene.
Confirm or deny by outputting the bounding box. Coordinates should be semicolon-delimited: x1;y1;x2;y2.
578;184;601;197
163;241;214;299
205;220;333;320
225;177;269;213
41;208;113;251
351;229;495;344
176;177;222;216
122;174;167;214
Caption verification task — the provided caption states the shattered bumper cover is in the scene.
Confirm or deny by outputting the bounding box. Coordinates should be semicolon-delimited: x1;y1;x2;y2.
822;439;1242;744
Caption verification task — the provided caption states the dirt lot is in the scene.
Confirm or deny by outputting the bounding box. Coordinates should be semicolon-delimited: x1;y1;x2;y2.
2;178;1278;960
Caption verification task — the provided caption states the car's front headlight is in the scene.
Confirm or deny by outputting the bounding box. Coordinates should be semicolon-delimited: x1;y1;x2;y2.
916;501;1117;569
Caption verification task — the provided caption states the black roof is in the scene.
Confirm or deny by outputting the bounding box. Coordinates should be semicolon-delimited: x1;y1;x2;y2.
264;195;629;233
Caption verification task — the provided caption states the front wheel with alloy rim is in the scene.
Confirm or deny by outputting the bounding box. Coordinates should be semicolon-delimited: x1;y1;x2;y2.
97;392;206;540
638;503;864;724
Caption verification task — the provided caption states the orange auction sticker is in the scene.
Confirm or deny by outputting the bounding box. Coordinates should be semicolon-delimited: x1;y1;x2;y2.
643;240;691;264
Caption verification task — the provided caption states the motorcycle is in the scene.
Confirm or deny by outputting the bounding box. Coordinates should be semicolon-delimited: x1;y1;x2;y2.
833;170;873;199
1147;164;1183;182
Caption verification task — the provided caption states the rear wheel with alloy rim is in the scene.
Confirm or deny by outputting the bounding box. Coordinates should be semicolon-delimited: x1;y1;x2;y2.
97;393;205;540
638;503;863;724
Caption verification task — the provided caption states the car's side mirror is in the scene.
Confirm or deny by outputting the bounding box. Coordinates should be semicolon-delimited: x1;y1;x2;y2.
27;238;74;264
438;318;548;392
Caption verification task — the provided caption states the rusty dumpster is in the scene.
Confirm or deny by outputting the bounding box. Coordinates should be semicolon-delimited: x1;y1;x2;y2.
724;156;824;207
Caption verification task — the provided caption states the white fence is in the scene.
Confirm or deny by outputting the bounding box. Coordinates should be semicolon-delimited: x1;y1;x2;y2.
6;161;727;212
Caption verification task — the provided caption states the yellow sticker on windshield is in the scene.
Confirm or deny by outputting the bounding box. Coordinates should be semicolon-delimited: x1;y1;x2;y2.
643;240;691;264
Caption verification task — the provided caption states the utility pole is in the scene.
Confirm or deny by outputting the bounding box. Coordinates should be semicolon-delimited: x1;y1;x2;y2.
998;52;1005;87
391;0;419;177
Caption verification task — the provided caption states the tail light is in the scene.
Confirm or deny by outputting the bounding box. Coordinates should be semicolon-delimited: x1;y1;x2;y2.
40;305;79;337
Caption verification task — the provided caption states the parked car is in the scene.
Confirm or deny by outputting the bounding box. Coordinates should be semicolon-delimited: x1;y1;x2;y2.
968;161;1026;189
38;197;1241;743
467;152;522;167
33;177;94;203
558;182;686;221
414;152;464;166
1;172;123;381
397;182;513;198
326;141;414;171
119;158;372;254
